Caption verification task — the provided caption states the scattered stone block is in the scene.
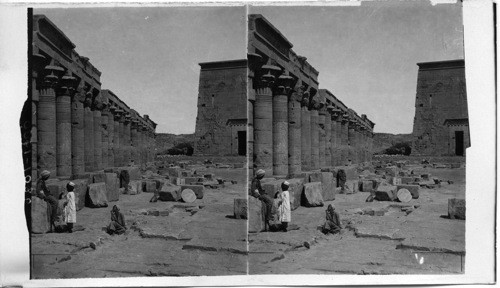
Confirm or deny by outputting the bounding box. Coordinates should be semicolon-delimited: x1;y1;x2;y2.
142;180;157;193
391;177;402;185
184;177;201;185
181;170;193;177
396;184;419;199
448;198;465;220
92;172;107;184
159;184;181;201
122;166;140;180
287;178;304;211
359;180;374;192
171;177;185;186
203;173;215;181
181;189;197;203
396;188;412;203
31;196;51;234
263;180;282;199
147;209;160;216
421;173;431;180
181;185;204;199
104;173;119;202
375;184;397;201
248;196;265;233
321;172;335;201
234;198;247;219
385;166;398;177
302;182;324;207
400;177;414;184
71;179;89;211
309;171;322;183
128;180;142;195
47;180;70;200
86;183;108;207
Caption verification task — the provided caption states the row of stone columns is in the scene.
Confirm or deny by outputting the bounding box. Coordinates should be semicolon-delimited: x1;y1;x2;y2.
33;59;156;178
249;58;374;177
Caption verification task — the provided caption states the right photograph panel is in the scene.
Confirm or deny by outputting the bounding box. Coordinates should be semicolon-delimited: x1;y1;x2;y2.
247;1;467;274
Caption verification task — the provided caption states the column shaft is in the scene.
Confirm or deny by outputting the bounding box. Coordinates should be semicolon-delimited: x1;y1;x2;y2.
272;92;288;176
93;109;102;170
71;94;84;175
301;106;311;171
56;89;72;176
38;84;57;176
310;109;319;170
108;111;115;167
131;123;138;164
101;111;109;169
318;111;326;168
325;112;332;167
84;104;94;171
254;87;273;175
288;92;301;176
123;119;131;165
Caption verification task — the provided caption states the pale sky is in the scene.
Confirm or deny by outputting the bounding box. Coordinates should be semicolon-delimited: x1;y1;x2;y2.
250;1;464;133
35;7;247;134
36;1;463;134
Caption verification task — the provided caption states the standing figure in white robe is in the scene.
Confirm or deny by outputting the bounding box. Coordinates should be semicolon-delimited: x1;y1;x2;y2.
64;182;77;233
278;181;291;232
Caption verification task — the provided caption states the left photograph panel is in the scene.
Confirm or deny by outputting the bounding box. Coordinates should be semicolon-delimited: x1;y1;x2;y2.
22;7;248;278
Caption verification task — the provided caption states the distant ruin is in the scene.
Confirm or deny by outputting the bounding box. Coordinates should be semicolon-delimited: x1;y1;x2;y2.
412;60;469;156
194;60;247;156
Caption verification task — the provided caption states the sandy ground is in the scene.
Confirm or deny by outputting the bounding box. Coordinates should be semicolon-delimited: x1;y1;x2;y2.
31;167;248;278
249;166;465;274
30;165;465;278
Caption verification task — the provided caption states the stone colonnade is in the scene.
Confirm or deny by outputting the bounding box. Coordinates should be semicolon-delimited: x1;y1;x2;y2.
31;15;157;182
248;55;374;178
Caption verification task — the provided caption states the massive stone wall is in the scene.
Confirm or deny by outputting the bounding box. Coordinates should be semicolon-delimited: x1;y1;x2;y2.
26;14;157;184
194;60;247;156
412;60;469;156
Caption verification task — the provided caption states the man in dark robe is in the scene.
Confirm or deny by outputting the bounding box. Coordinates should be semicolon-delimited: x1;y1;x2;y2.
322;204;343;234
107;205;127;235
36;170;58;233
249;169;273;231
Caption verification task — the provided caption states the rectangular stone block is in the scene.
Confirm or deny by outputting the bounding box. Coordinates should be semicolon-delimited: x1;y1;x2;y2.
385;166;398;177
104;173;119;202
159;184;181;201
203;173;215;181
166;167;182;178
72;179;89;211
359;180;374;192
391;177;402;185
46;180;70;200
142;180;157;193
184;177;202;185
448;198;465;220
128;180;142;195
92;172;107;184
375;184;397;201
248;196;265;233
171;177;185;186
287;178;304;211
121;166;141;181
234;198;247;219
303;182;324;207
262;180;281;199
309;171;322;183
181;185;204;199
181;170;193;177
321;172;335;201
31;196;50;234
397;184;420;199
86;183;108;207
400;177;414;184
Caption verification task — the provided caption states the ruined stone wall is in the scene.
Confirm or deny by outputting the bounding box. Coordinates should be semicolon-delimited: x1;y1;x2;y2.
194;60;247;156
412;60;468;156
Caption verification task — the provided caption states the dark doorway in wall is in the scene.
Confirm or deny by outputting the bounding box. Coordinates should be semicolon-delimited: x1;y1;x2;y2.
455;131;464;156
237;131;246;156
